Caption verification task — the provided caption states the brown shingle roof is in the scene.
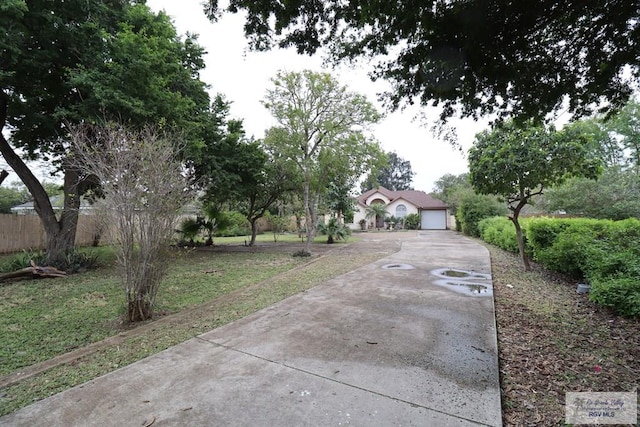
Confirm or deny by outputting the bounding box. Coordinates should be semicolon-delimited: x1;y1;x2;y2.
357;186;448;209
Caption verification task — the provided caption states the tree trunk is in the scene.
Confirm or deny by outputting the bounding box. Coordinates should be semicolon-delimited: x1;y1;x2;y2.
249;218;259;246
0;121;68;263
0;95;81;265
0;169;8;186
127;299;153;322
303;179;314;254
509;202;531;271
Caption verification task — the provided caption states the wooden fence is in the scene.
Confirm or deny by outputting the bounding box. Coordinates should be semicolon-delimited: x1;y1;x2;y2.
0;214;102;254
0;214;288;255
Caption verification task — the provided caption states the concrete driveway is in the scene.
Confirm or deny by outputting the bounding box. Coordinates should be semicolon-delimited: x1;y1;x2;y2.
1;231;502;426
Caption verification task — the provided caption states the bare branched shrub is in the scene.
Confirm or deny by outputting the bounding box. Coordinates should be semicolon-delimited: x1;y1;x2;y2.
71;124;191;322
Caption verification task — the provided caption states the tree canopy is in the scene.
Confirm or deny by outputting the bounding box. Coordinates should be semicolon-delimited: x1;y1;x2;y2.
1;1;211;262
206;0;639;122
262;70;382;253
431;172;469;214
541;167;640;220
539;99;640;219
360;151;414;192
468;121;602;269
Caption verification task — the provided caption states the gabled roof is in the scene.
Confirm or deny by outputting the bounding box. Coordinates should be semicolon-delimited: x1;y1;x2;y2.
357;186;448;210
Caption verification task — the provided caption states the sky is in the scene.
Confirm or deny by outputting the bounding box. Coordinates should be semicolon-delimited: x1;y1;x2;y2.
146;0;491;193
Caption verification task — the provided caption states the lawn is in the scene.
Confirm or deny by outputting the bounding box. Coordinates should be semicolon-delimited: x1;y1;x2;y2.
0;247;305;377
0;232;386;416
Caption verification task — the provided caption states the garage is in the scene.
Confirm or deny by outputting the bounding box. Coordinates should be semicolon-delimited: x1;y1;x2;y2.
421;210;447;230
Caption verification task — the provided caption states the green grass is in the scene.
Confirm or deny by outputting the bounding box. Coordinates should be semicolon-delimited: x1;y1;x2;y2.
0;235;386;416
205;232;356;246
0;247;303;377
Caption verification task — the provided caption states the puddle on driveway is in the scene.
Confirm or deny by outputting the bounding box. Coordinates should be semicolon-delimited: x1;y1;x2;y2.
431;268;491;281
430;268;492;296
433;280;492;296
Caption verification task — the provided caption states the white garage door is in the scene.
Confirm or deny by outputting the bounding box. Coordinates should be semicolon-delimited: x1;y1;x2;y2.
421;210;447;230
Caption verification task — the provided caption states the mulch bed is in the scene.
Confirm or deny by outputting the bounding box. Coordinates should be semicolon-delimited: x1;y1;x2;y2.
486;244;639;426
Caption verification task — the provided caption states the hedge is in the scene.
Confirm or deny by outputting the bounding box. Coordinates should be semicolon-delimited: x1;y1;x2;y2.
478;216;640;317
478;216;520;254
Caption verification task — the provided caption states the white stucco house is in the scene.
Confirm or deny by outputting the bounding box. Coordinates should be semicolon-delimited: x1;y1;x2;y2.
350;186;450;230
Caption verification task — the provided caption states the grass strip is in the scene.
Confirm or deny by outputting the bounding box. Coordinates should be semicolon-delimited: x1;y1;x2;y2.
0;245;392;416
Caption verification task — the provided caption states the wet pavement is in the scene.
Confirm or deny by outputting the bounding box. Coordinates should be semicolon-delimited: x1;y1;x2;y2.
1;230;502;426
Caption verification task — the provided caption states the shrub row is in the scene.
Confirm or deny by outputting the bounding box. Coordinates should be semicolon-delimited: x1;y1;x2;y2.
478;216;640;317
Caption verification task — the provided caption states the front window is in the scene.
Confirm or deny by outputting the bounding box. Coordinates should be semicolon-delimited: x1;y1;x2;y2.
395;204;407;218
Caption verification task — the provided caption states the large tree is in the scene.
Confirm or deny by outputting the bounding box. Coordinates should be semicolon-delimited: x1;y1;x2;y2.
540;167;640;220
539;101;640;219
431;172;470;215
468;121;602;270
206;1;639;122
608;100;640;174
360;151;415;192
263;70;382;253
1;1;209;263
188;96;300;246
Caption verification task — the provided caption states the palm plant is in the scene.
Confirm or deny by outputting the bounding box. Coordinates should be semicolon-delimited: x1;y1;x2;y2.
365;203;388;230
317;217;351;244
178;217;202;244
200;203;232;246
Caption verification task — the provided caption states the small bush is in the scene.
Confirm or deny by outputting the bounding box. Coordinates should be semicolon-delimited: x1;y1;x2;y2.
404;213;420;230
0;250;100;274
217;211;251;237
0;251;37;273
216;225;252;237
457;193;506;237
292;250;311;257
590;277;640;317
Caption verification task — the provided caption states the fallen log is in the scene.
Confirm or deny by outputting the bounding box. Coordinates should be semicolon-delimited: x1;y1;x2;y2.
0;260;67;282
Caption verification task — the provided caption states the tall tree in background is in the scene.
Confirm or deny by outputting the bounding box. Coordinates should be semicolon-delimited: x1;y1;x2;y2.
608;100;640;174
468;121;602;270
206;0;639;123
539;99;640;219
263;70;382;254
188;96;300;246
189;95;252;201
228;142;300;246
431;173;470;215
540;167;640;220
360;151;415;192
1;1;210;263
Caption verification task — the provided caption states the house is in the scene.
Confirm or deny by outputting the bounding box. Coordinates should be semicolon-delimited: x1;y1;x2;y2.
10;195;93;215
350;186;450;230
